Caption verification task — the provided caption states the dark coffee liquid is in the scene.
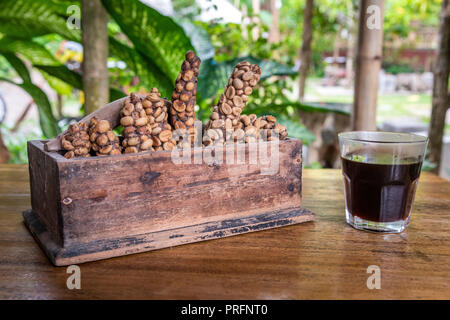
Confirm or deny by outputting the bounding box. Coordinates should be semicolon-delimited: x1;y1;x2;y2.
341;156;422;222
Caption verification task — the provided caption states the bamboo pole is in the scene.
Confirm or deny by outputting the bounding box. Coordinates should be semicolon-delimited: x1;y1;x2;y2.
352;0;384;131
428;0;450;174
81;0;109;115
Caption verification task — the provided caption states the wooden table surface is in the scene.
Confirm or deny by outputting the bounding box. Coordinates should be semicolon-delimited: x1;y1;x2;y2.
0;164;449;299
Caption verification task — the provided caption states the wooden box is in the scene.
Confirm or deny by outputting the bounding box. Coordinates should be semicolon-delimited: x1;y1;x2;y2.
24;138;313;266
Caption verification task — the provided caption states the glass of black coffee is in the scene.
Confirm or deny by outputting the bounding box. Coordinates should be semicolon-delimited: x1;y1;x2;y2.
338;131;428;233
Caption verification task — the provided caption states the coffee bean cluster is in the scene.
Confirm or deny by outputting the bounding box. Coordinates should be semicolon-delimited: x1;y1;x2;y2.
88;117;122;156
61;122;91;159
170;50;201;145
204;61;262;146
60;51;289;160
120;93;154;153
239;114;288;142
142;88;176;151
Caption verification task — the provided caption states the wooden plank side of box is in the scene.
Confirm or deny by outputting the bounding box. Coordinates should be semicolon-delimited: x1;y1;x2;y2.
54;139;303;246
27;141;63;246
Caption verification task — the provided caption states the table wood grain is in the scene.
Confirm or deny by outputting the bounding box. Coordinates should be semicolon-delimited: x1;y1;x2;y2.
0;164;449;299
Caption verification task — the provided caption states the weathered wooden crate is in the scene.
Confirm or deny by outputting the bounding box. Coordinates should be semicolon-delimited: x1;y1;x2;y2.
24;137;313;266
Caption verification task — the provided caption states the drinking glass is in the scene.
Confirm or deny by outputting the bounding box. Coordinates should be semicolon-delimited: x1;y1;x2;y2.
338;131;428;233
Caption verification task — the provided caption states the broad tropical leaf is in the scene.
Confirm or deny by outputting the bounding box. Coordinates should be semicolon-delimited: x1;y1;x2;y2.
0;78;59;138
179;21;215;61
1;52;31;83
198;56;297;99
34;65;82;89
247;101;351;116
36;64;126;101
109;87;127;101
102;0;194;82
276;117;316;146
0;53;59;137
0;0;80;41
0;37;60;66
109;37;173;97
40;70;73;96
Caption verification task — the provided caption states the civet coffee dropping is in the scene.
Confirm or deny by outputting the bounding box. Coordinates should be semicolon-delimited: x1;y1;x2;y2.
204;61;262;146
88;117;122;156
170;50;201;145
61;122;91;159
142;88;176;151
120;93;153;153
239;114;288;142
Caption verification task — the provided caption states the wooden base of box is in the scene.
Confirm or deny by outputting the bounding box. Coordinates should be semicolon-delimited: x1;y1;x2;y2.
24;206;314;266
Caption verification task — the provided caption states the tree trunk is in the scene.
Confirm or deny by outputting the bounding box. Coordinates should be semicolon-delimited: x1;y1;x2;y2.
298;0;314;102
81;0;109;115
251;0;260;40
345;1;355;86
352;0;384;130
0;131;10;164
268;0;280;44
428;0;450;174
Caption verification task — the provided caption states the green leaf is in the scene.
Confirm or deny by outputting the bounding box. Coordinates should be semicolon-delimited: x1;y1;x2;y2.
198;56;297;99
276;117;316;146
0;50;58;137
179;21;215;60
109;37;173;97
247;101;351;116
109;87;127;101
292;101;351;116
102;0;194;82
36;63;126;102
0;77;59;138
0;37;60;66
39;70;73;96
0;0;81;41
1;52;31;83
34;65;82;88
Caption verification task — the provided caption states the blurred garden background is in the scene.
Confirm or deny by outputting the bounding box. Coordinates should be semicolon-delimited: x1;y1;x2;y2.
0;0;448;179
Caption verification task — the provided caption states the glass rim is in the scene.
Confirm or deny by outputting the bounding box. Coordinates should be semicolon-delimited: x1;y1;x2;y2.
338;131;428;144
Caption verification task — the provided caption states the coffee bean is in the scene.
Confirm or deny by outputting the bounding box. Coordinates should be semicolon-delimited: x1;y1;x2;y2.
226;86;235;99
211;112;219;120
232;96;244;108
99;144;113;154
212;119;224;128
173;100;186;113
159;130;172;142
120;116;134;126
135;117;148;127
233;78;244;89
152;136;162;146
182;70;194;81
185;117;194;126
155;112;165;123
185;82;194;91
175;121;186;129
242;71;253;81
232;107;242;117
140;139;153;150
266;115;276;122
220;103;232;115
125;146;138;153
180;93;191;102
96;134;109;146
